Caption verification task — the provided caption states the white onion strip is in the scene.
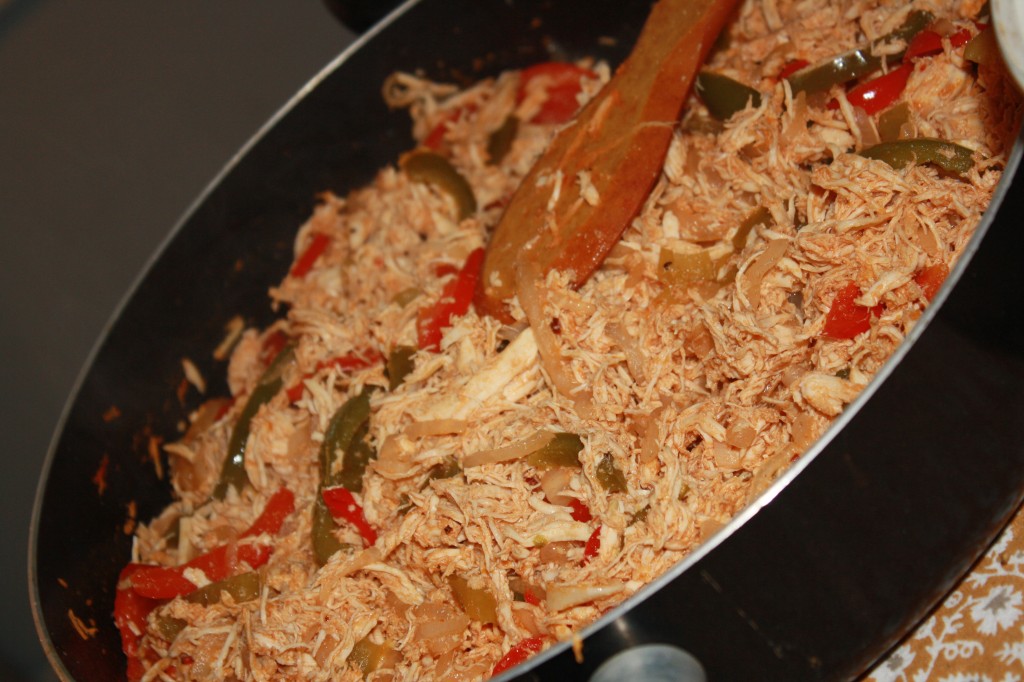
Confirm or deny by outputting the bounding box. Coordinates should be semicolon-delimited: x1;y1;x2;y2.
545;582;626;612
463;430;555;468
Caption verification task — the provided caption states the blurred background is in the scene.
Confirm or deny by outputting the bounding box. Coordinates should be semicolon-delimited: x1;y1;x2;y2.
0;1;369;678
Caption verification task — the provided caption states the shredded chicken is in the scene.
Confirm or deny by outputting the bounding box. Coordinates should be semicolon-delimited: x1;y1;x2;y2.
122;0;1021;680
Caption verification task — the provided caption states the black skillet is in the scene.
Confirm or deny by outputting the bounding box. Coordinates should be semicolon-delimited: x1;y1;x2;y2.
30;0;1024;679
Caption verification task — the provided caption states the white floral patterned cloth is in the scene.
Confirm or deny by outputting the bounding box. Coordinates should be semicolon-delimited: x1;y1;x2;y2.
866;510;1024;681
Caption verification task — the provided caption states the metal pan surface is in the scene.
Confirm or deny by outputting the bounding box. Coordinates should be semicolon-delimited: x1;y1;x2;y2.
30;0;1024;679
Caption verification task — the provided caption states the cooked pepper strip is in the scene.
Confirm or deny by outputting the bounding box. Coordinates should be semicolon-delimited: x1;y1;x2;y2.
582;526;602;565
517;62;595;124
487;115;520;164
596;454;628;492
915;262;949;300
696;70;762;120
448;575;499;624
964;25;999;66
525;432;584;469
386;345;417;390
491;637;546;676
821;282;884;340
214;343;295;499
786;10;933;94
829;62;913;115
322;486;378;546
417;247;485;352
184;570;261;607
286;349;381;403
290;232;331;278
320;388;374;488
859;138;974;174
129;487;294;599
569;498;592;522
400;149;476;220
312;494;350;566
349;636;393;677
905;27;972;59
114;564;159;682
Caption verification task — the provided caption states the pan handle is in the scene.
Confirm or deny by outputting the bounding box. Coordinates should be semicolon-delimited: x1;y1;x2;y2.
322;0;405;33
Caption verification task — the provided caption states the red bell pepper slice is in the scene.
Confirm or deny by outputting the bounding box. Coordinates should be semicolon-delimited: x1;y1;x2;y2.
114;564;159;682
290;232;331;278
581;525;602;566
416;247;485;351
516;62;595;124
914;262;949;301
828;63;913;115
322;486;378;546
569;498;592;523
129;487;294;600
491;637;546;676
821;282;884;340
522;586;543;606
285;349;382;402
905;27;972;60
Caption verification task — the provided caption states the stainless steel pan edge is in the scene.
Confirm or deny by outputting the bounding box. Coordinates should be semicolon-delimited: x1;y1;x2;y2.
29;0;1024;680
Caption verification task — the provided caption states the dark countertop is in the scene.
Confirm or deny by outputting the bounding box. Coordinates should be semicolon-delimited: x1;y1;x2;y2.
0;2;354;678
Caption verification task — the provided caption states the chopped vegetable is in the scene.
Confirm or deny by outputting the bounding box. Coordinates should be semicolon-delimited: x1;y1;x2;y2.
114;564;158;682
184;570;261;607
830;62;913;115
964;25;1000;66
582;526;602;565
417;247;485;351
476;0;741;321
312;494;350;566
286;349;381;403
821;282;884;340
915;262;949;300
517;62;595;124
487;115;519;164
786;10;933;94
400;149;477;220
595;453;627;492
214;343;294;499
905;27;972;59
658;247;717;287
129;487;294;599
525;432;585;469
859;138;974;174
877;101;911;142
569;498;592;523
733;206;771;251
491;637;545;676
320;388;374;489
349;636;393;677
323;486;378;546
448;575;498;624
696;70;762;120
386;345;417;390
290;232;331;278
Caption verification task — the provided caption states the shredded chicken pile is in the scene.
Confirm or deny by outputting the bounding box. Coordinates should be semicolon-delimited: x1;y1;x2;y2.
125;0;1021;679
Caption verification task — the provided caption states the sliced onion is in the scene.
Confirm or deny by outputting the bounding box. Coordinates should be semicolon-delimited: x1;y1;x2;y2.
405;419;468;438
741;239;788;309
539;467;575;506
545;582;626;612
463;430;555;468
725;420;756;449
605;323;646;383
639;406;666;464
517;260;595;416
375;435;413;476
337;547;383;578
413;602;470;655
